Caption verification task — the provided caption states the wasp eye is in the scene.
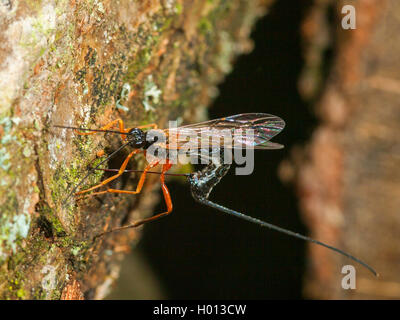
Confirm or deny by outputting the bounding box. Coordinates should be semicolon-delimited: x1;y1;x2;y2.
129;128;140;135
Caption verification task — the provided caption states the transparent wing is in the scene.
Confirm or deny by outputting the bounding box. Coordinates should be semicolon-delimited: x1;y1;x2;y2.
164;113;285;150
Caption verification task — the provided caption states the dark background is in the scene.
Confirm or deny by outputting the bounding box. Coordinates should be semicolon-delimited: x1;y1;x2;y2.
136;0;316;299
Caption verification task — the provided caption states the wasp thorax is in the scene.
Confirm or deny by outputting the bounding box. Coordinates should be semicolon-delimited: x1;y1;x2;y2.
128;128;146;148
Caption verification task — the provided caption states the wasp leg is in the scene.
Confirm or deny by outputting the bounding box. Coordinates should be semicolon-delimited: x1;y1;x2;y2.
75;119;129;140
95;163;173;236
136;123;158;130
75;149;143;196
80;159;160;199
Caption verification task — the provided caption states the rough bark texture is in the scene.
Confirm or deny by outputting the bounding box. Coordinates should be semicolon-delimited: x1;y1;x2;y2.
286;0;400;299
0;0;271;299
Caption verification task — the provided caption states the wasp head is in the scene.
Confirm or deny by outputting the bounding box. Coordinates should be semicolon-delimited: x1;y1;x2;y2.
127;128;146;148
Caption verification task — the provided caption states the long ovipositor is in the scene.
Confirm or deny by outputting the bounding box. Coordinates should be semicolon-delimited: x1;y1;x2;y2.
95;163;378;277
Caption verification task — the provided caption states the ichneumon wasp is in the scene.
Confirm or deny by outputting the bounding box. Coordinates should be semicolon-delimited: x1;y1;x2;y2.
54;113;378;276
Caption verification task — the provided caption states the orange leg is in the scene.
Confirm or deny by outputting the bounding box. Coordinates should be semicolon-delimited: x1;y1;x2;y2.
82;159;160;198
75;149;144;196
136;123;158;130
95;162;173;237
75;119;129;140
96;149;105;157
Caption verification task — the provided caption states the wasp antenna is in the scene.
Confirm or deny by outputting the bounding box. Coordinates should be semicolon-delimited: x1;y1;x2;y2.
197;198;378;277
53;125;129;135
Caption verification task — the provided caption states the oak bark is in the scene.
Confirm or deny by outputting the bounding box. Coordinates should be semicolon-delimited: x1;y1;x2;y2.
0;0;271;299
287;0;400;299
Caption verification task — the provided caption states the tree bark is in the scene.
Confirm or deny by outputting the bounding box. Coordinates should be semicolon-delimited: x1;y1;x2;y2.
286;0;400;299
0;0;271;299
